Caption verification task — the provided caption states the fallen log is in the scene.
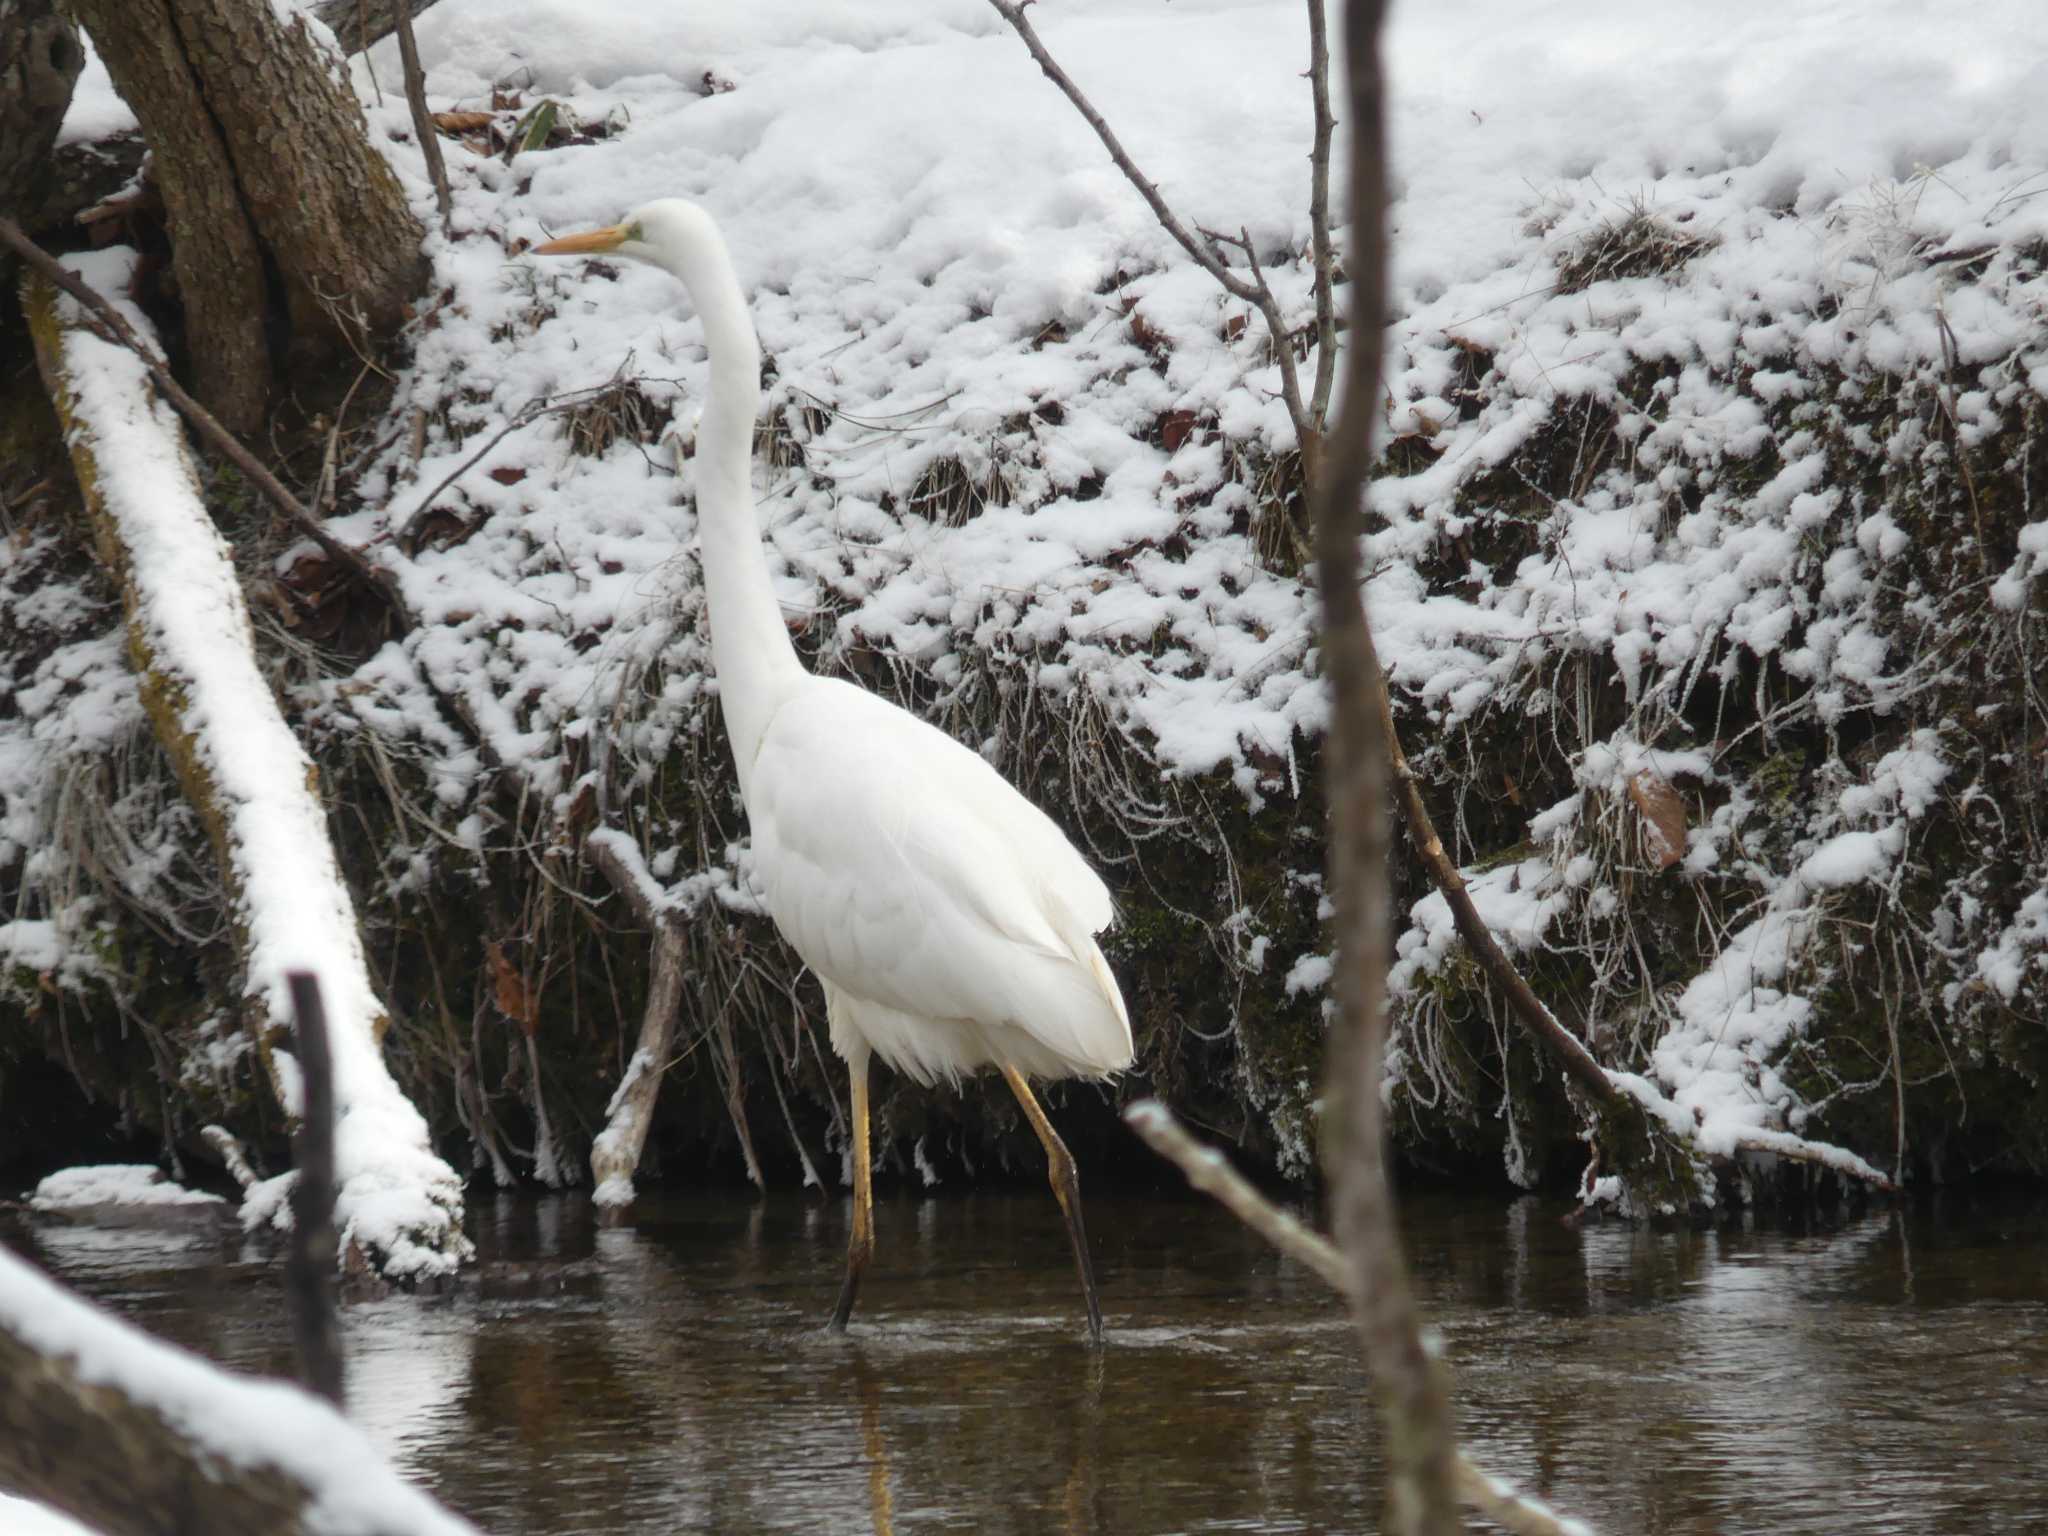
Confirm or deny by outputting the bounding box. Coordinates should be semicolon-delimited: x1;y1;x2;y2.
23;250;471;1283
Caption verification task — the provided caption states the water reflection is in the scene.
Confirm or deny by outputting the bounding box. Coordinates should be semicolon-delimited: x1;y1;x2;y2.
9;1190;2046;1534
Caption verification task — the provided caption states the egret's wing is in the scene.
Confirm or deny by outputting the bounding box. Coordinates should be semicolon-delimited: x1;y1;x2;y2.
749;678;1129;1080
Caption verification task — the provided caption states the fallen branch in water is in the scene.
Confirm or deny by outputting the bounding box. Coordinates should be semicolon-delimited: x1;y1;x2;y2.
583;827;689;1208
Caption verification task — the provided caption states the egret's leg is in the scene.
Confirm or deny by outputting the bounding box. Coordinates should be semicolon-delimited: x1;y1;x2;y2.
999;1063;1104;1346
830;1046;874;1331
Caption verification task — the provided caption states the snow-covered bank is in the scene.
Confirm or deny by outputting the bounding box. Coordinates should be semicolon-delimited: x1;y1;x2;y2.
3;0;2043;1195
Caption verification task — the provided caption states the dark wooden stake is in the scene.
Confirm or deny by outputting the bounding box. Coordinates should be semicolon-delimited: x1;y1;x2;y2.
285;970;345;1408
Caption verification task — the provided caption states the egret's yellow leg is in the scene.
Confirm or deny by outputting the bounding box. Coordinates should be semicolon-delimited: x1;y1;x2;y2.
1000;1063;1104;1346
830;1050;874;1332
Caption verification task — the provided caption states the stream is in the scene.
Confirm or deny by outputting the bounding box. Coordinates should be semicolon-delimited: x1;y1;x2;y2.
10;1188;2048;1534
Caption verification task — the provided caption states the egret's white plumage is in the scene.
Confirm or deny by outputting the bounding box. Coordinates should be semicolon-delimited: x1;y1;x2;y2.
538;198;1131;1339
755;677;1130;1086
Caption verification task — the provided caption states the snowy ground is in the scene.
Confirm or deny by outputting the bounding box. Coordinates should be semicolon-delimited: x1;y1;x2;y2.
5;0;2044;1188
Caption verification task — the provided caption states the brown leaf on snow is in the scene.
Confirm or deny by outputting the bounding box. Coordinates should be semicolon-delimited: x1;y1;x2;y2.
1627;769;1688;870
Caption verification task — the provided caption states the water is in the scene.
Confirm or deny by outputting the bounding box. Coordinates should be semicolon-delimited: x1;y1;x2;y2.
10;1190;2048;1535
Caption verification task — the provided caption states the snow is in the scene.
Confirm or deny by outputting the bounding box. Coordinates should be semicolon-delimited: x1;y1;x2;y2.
0;1245;477;1536
30;1164;226;1213
0;1495;100;1536
55;38;137;148
14;0;2046;1188
30;253;472;1280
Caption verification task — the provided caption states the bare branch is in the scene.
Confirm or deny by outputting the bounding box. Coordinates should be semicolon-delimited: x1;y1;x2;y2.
986;0;1257;303
583;829;688;1206
1304;0;1341;432
1379;702;1621;1108
393;2;452;229
0;216;408;623
1311;0;1463;1529
984;0;1316;466
1125;1099;1351;1293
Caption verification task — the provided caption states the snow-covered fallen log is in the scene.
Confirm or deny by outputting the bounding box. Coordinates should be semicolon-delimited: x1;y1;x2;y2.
22;252;471;1283
0;1243;478;1536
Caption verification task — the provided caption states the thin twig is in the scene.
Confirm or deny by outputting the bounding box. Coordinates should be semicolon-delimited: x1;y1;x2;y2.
285;971;344;1408
1126;1100;1593;1536
985;0;1314;473
393;2;451;228
393;398;550;548
1125;1100;1351;1292
1304;0;1340;433
0;217;407;621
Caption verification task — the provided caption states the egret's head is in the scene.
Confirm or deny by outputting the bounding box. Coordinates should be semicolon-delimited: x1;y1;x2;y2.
532;198;716;270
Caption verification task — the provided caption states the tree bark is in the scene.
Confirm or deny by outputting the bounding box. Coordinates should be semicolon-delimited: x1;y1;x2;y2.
64;0;426;433
166;0;425;343
0;0;84;217
63;0;269;432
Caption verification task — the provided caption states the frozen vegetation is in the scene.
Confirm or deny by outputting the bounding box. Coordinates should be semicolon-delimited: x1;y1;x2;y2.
2;0;2043;1203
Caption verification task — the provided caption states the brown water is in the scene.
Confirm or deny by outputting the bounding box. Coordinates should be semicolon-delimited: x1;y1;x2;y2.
12;1190;2048;1535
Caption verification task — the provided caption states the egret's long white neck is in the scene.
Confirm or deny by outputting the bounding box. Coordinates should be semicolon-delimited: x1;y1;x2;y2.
664;225;804;794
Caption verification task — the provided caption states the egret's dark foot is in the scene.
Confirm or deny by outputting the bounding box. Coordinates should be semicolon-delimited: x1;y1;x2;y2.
830;1263;863;1333
833;1045;875;1334
1000;1063;1108;1348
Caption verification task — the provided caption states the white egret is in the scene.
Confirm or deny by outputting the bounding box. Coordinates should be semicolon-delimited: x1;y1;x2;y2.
536;200;1133;1343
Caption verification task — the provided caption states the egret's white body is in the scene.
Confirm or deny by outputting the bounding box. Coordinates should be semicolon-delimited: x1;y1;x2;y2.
754;677;1131;1086
538;199;1131;1340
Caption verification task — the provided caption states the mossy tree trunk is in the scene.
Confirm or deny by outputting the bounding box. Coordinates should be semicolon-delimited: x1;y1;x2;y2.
65;0;426;435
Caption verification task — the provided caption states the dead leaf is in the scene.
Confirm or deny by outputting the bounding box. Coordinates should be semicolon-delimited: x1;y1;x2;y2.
1158;409;1200;453
431;110;493;134
488;465;527;485
487;941;537;1035
1626;769;1688;870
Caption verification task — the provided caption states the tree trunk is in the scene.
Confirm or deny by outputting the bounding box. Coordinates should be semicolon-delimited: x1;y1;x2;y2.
65;0;425;434
0;0;84;217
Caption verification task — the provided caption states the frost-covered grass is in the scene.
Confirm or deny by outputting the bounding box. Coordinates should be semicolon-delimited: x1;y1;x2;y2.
3;0;2044;1197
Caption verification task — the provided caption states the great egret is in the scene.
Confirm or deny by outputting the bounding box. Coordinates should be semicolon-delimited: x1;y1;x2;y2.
536;200;1133;1343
